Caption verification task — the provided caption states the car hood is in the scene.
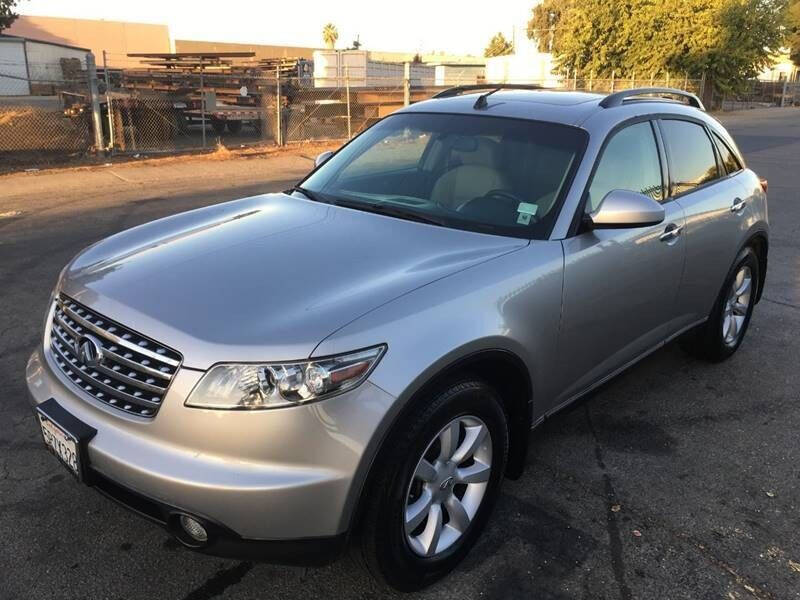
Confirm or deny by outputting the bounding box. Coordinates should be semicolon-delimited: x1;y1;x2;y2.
61;193;526;368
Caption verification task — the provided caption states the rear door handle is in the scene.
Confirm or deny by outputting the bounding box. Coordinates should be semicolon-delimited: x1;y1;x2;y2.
659;224;683;242
731;198;747;213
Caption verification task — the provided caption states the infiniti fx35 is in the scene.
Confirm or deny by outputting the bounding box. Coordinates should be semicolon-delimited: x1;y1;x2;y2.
27;87;768;590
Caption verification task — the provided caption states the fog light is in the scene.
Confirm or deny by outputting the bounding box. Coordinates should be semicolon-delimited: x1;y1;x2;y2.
179;515;208;543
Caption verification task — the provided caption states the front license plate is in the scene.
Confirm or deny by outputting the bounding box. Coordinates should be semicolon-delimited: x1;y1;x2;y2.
36;398;96;482
38;413;80;477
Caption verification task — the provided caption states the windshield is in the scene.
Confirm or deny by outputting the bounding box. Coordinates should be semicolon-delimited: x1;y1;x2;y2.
300;112;587;239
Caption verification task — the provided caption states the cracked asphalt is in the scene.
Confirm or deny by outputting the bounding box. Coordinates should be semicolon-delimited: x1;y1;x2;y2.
1;109;799;600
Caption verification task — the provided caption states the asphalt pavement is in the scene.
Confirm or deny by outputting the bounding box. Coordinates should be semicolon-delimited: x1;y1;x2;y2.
1;109;798;600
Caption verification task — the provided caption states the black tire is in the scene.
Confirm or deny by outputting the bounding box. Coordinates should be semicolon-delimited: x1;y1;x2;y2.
681;246;760;362
210;118;226;135
226;120;243;134
355;378;509;591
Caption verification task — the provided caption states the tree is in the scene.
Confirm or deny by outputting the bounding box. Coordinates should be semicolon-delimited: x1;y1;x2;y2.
1;0;19;32
322;23;338;50
527;0;573;53
789;0;800;65
484;32;514;58
530;0;789;93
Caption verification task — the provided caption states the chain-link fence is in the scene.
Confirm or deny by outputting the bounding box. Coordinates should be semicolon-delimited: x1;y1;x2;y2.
101;74;415;153
99;74;709;156
2;57;799;173
0;55;95;170
711;80;800;110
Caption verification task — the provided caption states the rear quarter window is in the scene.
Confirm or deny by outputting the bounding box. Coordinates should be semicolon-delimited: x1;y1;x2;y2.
711;131;743;175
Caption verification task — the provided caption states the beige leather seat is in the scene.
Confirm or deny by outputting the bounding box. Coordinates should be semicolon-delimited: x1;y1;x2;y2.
430;138;510;211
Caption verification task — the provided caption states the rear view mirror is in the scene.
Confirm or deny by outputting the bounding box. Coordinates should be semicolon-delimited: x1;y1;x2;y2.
315;151;334;168
589;189;665;229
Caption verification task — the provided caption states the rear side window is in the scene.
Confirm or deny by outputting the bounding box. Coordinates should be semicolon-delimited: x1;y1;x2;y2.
660;120;720;195
712;132;742;174
586;121;663;213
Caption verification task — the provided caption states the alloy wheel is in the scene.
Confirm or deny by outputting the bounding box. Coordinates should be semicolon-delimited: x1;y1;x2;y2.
404;416;492;557
722;265;753;346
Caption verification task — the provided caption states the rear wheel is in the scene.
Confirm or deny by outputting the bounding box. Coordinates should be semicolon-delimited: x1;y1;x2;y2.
681;246;759;361
356;379;508;591
226;120;242;134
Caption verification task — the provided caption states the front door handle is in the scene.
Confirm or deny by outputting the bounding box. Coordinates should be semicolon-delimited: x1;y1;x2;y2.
659;224;683;242
731;198;747;213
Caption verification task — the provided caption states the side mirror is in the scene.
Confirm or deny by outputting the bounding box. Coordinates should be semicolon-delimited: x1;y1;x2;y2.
315;151;334;168
588;189;665;229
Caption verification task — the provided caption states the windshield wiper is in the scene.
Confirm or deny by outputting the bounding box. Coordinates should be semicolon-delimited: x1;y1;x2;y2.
289;186;330;204
335;199;446;227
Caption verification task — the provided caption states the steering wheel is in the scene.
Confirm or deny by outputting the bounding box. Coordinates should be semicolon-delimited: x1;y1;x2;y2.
458;189;534;223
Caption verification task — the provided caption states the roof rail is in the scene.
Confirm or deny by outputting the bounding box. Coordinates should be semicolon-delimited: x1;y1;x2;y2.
432;83;543;99
599;87;705;110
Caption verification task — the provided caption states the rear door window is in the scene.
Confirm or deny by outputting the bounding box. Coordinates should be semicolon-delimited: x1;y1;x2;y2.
586;121;663;213
660;120;720;195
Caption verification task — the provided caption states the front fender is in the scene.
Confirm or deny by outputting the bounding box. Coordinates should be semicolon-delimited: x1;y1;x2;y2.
312;241;565;532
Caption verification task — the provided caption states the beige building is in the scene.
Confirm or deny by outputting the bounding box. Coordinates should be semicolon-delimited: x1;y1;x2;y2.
5;15;171;67
175;39;316;61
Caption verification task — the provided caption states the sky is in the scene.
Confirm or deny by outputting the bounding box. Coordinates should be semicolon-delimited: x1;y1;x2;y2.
18;0;537;57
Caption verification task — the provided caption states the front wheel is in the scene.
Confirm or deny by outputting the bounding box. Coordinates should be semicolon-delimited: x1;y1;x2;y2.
356;379;508;591
682;246;760;362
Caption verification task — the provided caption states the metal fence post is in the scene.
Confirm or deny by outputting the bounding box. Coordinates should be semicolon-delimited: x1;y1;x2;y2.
610;70;615;93
780;79;788;107
700;71;708;106
200;60;206;149
275;66;282;146
345;66;352;139
103;50;114;152
86;53;104;153
404;62;411;107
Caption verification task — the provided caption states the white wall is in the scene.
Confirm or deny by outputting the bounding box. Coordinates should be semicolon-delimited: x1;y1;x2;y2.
485;32;562;88
0;39;31;95
758;53;800;82
434;65;485;86
25;41;86;83
313;50;434;87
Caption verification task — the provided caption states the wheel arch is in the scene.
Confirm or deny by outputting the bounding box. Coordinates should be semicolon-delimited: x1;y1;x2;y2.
345;348;533;537
742;228;768;303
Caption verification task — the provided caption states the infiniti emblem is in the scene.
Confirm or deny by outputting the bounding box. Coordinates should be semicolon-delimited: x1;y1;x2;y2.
76;335;103;368
440;476;455;491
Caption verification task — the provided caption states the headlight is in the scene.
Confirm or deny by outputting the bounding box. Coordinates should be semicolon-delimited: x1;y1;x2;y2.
185;345;386;410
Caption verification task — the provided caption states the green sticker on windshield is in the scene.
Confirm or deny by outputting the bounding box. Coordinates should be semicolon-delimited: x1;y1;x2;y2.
517;202;538;215
517;212;532;225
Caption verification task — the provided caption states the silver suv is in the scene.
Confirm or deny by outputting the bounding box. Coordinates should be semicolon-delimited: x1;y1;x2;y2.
27;87;768;590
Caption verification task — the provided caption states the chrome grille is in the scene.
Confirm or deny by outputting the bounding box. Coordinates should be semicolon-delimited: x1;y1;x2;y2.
48;294;182;418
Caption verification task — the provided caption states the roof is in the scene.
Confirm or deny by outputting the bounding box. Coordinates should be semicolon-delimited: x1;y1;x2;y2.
402;90;605;126
401;89;705;128
0;33;89;52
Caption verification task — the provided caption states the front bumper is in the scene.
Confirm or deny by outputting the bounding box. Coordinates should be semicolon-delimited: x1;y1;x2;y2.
26;345;397;545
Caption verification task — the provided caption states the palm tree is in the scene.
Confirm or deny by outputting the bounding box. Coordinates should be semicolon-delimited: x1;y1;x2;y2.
322;23;339;50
